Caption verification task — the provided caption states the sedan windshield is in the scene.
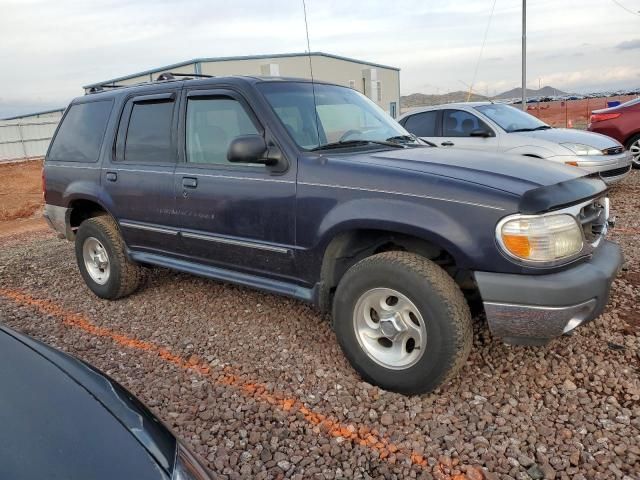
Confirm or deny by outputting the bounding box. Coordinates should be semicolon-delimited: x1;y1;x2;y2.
258;82;418;150
475;104;550;133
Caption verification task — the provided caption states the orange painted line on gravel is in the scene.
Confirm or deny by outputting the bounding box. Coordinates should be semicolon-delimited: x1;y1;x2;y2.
0;288;460;475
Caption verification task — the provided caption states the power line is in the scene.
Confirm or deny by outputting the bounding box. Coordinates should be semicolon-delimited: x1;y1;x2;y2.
467;0;499;101
611;0;640;16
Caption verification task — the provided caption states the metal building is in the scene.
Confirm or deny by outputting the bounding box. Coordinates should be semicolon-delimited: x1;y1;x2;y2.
83;52;401;117
0;109;64;162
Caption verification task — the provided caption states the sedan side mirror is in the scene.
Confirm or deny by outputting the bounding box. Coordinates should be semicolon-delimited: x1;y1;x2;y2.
470;128;493;138
228;135;276;165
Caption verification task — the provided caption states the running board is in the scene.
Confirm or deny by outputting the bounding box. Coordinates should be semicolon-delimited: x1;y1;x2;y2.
129;251;315;302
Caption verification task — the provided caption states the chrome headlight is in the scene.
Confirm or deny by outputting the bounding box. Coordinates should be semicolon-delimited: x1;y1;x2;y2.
560;143;602;156
496;214;583;264
172;443;212;480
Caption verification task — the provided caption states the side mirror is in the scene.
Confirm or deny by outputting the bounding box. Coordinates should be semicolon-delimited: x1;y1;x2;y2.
227;135;272;164
470;128;492;138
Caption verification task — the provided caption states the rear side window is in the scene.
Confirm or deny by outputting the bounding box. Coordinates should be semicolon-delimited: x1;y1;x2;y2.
48;101;113;162
124;100;174;163
403;111;438;137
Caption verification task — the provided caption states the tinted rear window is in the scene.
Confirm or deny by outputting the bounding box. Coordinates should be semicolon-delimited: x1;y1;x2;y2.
48;101;113;162
124;101;174;163
403;111;438;137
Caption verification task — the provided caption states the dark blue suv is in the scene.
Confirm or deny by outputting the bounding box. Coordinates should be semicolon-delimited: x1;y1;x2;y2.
43;75;622;394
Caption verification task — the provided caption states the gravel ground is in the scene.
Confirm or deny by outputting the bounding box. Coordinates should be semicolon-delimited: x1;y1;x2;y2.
1;173;639;480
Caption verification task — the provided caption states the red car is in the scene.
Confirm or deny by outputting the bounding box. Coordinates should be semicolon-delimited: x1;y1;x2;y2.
588;97;640;168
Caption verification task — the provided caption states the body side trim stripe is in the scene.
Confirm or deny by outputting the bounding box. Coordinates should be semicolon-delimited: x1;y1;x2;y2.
297;181;505;211
180;231;289;254
119;221;178;235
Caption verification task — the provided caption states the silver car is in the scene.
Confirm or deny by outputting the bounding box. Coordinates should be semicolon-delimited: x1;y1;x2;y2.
398;102;632;184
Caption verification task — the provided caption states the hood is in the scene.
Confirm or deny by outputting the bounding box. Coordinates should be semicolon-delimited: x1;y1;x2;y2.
516;128;621;150
0;327;174;480
354;146;587;196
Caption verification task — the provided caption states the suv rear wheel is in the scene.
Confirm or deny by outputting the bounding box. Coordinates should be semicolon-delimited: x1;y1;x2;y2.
75;216;144;299
332;252;472;394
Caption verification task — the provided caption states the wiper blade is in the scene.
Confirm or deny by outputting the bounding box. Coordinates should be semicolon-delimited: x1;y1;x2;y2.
510;125;551;133
310;139;404;151
386;135;417;143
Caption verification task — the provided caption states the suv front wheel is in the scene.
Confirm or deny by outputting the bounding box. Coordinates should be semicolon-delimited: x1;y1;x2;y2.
332;252;472;394
75;216;145;299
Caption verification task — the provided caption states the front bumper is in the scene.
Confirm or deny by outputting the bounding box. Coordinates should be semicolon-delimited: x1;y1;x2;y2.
551;153;632;185
474;240;623;345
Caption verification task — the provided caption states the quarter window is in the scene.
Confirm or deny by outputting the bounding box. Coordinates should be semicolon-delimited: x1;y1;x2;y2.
186;97;260;165
403;111;438;137
48;101;113;162
124;100;174;163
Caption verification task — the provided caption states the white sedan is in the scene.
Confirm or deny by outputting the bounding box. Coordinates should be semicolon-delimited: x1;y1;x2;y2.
398;102;632;184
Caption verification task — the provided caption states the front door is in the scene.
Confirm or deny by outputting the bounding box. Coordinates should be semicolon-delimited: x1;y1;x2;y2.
102;91;180;255
173;88;296;280
438;109;500;152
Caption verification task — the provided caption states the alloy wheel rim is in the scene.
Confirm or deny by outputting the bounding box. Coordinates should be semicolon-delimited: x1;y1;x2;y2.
82;237;110;285
353;288;427;369
630;140;640;167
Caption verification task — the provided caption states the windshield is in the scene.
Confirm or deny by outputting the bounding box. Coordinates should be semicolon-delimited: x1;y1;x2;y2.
475;104;550;133
258;82;417;150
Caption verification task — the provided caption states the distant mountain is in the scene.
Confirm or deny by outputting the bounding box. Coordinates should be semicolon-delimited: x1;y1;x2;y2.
492;86;568;100
401;91;488;109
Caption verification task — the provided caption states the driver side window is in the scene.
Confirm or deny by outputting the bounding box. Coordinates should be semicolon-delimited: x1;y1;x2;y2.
443;110;491;138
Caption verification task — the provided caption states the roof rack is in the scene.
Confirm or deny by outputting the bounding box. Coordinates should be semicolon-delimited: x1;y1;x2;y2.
86;71;214;94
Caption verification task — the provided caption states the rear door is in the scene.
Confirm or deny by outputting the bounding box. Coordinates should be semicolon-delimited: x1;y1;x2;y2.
439;109;499;152
400;110;440;145
172;88;296;279
102;90;180;255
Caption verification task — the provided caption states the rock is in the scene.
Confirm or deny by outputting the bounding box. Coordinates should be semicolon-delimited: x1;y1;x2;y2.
563;379;577;391
380;413;394;426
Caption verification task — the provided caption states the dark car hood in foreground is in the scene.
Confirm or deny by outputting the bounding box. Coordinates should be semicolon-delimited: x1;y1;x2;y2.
363;146;586;196
0;326;175;480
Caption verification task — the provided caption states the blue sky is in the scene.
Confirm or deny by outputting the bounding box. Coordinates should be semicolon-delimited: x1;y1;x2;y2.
1;0;639;117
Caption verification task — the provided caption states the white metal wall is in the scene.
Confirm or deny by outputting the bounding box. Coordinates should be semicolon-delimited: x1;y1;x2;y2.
0;114;62;162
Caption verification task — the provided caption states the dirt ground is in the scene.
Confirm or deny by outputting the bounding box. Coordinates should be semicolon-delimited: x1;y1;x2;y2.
0;171;638;479
526;95;636;130
0;159;43;222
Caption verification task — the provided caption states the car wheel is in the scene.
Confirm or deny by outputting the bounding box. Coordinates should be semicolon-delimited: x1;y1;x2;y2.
626;134;640;169
75;216;145;299
332;251;472;395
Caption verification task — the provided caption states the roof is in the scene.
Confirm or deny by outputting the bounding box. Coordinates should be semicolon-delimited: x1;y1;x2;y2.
1;107;65;121
83;52;400;89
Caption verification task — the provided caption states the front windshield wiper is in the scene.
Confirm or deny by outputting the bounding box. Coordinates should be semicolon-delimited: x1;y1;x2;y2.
310;139;405;151
510;125;551;133
386;135;419;144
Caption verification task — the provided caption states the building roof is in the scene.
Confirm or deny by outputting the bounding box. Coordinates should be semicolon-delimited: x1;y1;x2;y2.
1;108;65;121
83;52;400;89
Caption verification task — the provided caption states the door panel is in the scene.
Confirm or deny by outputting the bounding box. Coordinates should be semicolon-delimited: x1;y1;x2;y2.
103;91;179;254
173;89;297;279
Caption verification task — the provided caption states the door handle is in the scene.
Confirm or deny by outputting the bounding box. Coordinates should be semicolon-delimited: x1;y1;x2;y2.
106;172;117;182
182;177;198;188
441;141;454;147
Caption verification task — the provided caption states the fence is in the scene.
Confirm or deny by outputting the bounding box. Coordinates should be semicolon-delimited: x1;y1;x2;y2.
525;95;636;130
0;117;61;162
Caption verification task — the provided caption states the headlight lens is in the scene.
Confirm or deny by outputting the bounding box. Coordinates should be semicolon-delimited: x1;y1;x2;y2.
172;443;212;480
498;214;583;263
560;143;602;156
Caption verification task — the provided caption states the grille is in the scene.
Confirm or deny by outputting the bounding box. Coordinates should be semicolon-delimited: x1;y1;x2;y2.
602;146;624;155
578;198;608;244
601;165;631;178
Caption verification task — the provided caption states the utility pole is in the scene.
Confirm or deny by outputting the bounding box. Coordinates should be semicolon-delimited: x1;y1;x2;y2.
522;0;527;110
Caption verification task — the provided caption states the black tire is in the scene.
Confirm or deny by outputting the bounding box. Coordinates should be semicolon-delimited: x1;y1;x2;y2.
332;252;472;395
75;216;144;299
625;133;640;169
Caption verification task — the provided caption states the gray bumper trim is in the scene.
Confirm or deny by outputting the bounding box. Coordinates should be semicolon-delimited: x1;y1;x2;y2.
43;204;71;240
475;240;622;341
